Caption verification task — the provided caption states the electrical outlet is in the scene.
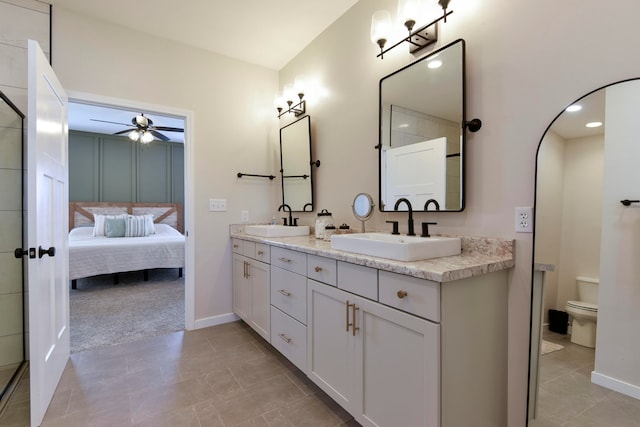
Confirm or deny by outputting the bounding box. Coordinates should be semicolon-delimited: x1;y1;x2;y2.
241;210;249;223
209;198;227;212
515;207;533;233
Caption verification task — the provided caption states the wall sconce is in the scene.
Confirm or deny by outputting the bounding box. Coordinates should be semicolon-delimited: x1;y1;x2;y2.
371;0;453;59
275;77;306;118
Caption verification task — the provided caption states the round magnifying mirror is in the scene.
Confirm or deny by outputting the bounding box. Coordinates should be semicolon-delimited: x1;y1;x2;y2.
352;193;374;232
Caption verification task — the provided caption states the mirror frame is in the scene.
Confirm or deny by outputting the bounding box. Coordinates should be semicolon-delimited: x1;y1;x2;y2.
377;38;467;213
280;115;314;212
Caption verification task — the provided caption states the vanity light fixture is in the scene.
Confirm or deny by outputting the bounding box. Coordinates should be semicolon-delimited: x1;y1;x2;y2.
371;0;453;59
275;77;306;118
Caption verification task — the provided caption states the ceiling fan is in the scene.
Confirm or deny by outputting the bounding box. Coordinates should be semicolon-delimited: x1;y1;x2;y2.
91;113;184;143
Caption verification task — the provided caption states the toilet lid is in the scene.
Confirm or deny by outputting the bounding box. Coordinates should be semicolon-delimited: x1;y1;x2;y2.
567;300;598;312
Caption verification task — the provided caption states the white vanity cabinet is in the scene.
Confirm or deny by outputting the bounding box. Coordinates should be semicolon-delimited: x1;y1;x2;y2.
232;238;270;340
307;265;440;427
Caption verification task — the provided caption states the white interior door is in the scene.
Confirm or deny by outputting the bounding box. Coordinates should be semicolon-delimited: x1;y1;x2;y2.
383;137;446;209
27;39;69;427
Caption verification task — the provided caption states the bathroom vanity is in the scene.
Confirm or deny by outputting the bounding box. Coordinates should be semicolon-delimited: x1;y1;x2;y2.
230;226;514;427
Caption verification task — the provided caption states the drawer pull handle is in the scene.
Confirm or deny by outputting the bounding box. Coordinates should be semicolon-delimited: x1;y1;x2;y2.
346;300;354;332
279;257;292;263
278;289;292;297
314;266;322;272
352;304;360;336
397;290;408;299
278;333;292;343
233;244;239;248
257;250;264;255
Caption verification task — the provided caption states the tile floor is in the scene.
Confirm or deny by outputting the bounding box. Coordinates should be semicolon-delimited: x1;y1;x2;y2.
529;331;640;427
2;321;359;427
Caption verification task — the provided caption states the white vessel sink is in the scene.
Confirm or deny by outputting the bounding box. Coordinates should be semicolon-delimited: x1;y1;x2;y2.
244;224;310;238
331;232;461;261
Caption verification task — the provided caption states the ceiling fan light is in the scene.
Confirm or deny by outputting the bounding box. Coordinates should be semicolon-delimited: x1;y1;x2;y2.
128;130;140;141
135;114;149;127
141;131;154;143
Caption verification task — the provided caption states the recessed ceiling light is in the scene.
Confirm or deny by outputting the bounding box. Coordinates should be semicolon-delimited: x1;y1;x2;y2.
585;121;602;128
427;60;442;69
566;105;582;112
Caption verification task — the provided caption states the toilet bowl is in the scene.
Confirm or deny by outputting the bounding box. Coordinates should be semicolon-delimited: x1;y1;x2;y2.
565;277;598;348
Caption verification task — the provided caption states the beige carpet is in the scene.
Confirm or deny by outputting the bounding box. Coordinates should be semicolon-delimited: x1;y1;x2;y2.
70;269;184;353
541;339;564;355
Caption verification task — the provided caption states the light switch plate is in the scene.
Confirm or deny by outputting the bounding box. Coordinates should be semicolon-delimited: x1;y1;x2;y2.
209;198;227;212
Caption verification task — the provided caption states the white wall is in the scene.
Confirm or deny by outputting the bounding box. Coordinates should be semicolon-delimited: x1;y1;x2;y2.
535;130;565;321
594;83;640;394
557;135;603;308
279;1;640;425
50;7;280;324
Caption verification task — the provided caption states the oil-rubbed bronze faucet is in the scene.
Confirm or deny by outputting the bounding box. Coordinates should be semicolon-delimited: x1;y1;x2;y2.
424;199;440;211
393;198;415;236
278;204;294;226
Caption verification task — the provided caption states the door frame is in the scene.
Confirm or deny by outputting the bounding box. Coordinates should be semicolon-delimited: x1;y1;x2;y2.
66;90;196;329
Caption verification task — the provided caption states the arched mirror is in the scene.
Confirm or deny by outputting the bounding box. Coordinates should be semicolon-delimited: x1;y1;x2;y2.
280;115;314;212
528;79;640;426
378;39;467;213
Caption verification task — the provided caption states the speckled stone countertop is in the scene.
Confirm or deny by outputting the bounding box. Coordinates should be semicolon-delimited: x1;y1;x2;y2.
230;225;514;283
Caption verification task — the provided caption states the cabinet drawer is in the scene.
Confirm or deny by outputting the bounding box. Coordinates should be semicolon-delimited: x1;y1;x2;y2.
271;266;307;324
379;270;440;322
241;240;256;258
255;243;270;263
232;238;242;254
307;254;337;286
337;261;378;300
271;306;307;372
271;247;306;275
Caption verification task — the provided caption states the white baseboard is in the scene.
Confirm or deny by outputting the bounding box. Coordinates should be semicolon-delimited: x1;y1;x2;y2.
192;312;240;330
592;371;640;400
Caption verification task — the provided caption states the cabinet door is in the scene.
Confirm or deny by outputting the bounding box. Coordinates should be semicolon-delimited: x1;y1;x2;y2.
355;297;440;427
249;259;270;340
307;279;356;412
233;254;250;322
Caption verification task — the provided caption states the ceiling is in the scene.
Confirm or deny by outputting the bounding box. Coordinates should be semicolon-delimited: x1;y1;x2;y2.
51;0;359;140
549;90;605;140
47;0;359;71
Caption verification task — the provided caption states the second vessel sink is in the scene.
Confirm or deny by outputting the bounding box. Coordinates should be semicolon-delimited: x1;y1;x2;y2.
331;232;461;261
244;224;310;238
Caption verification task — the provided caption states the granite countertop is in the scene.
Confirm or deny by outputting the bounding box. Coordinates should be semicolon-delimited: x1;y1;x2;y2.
230;225;515;283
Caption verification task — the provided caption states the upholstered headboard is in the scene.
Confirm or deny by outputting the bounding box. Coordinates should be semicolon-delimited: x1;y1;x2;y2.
69;202;183;233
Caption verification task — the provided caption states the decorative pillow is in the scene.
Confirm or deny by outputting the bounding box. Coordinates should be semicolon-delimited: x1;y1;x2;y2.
93;214;127;236
144;214;156;235
125;215;149;237
105;217;126;238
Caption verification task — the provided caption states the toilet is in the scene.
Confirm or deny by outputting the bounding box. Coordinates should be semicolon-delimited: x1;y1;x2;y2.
565;276;599;348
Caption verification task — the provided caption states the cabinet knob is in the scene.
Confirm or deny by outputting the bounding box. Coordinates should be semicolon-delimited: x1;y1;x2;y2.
397;290;408;299
314;266;322;272
257;250;264;255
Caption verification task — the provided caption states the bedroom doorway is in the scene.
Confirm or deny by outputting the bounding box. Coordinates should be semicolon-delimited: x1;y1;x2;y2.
66;93;195;352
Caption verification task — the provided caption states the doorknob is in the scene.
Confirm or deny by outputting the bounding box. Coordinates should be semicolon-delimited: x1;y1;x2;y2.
14;248;36;259
38;246;56;258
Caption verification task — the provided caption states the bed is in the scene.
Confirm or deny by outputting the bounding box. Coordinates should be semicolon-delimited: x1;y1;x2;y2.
68;202;185;288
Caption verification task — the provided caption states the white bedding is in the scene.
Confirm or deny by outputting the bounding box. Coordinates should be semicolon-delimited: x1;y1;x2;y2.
69;223;185;280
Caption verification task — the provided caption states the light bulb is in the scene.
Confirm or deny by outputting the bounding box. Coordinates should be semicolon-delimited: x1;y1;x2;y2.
283;84;296;104
370;10;391;48
141;131;154;143
128;130;140;141
397;0;422;31
294;76;305;99
274;95;285;110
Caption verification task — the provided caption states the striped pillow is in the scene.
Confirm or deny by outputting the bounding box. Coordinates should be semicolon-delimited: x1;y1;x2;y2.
125;215;149;237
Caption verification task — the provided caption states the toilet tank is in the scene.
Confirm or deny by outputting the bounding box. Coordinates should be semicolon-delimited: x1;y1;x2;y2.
576;276;599;304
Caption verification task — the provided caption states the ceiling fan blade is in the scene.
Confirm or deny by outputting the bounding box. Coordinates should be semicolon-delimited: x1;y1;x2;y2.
90;118;133;127
149;130;170;141
113;129;134;135
153;126;184;133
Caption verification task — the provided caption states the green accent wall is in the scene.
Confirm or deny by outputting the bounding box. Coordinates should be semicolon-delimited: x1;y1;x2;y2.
69;131;184;205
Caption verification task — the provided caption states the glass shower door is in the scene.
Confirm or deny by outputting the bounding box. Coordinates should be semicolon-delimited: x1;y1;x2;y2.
0;90;25;404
